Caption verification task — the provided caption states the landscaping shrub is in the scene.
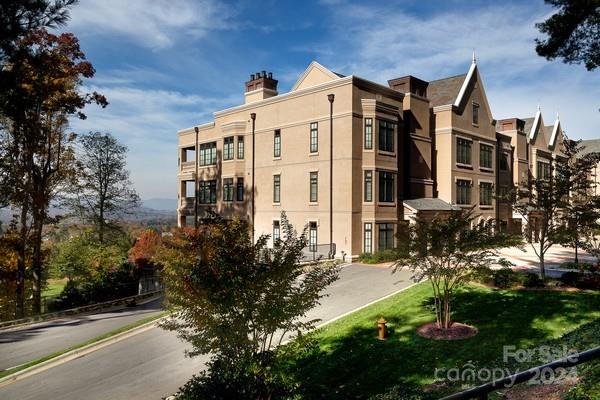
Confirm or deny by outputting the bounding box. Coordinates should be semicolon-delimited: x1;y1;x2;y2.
368;382;431;400
561;262;594;271
576;274;600;291
522;273;545;288
358;249;398;264
177;354;297;400
560;271;583;287
492;268;518;288
49;262;139;311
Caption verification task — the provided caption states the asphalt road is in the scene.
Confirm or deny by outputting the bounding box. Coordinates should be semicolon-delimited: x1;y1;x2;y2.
0;264;415;400
0;296;164;371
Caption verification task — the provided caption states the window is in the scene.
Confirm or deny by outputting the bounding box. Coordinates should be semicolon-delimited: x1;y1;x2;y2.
199;180;216;204
309;222;317;252
480;182;493;206
378;171;395;203
456;179;471;205
199;142;217;166
236;177;244;201
480;144;493;169
364;170;373;202
273;221;280;244
223;178;233;201
500;152;509;171
310;122;318;153
274;129;281;158
456;138;472;165
223;137;234;161
364;118;373;150
310;172;318;202
378;223;394;250
472;102;479;125
537;161;551;180
378;120;394;152
237;136;244;159
364;223;372;253
273;174;281;203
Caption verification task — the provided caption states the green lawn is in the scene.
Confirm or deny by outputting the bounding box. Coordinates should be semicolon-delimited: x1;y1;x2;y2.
42;279;67;297
285;283;600;399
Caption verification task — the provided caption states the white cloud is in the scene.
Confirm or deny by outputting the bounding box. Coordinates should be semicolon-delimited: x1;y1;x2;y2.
316;2;599;139
70;81;238;198
69;0;232;49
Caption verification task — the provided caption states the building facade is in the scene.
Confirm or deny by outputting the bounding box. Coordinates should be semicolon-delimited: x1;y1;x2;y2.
177;59;571;259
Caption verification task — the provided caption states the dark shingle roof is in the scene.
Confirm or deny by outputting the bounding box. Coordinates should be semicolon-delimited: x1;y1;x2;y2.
404;198;461;211
521;117;535;135
427;74;466;107
581;139;600;155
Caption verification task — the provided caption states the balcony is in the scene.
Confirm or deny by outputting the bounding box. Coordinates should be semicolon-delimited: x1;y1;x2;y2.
179;197;195;210
180;160;195;171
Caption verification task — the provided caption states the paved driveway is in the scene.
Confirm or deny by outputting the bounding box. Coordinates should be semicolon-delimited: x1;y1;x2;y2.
0;263;415;400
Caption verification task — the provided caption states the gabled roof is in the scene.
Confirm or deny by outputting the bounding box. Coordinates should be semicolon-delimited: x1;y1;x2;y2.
290;61;343;92
404;198;461;212
548;115;562;148
427;74;467;107
427;59;493;123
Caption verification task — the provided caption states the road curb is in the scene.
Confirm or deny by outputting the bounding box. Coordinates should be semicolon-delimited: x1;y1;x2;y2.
0;314;168;388
0;291;164;331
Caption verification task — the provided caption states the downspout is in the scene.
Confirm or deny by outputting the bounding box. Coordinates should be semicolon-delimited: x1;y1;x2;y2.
251;113;256;243
328;94;335;259
194;126;199;228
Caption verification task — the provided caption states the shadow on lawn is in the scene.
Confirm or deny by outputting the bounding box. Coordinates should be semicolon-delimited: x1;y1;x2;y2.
286;287;600;400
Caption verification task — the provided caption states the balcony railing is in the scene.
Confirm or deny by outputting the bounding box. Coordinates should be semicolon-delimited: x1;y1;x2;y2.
180;160;195;170
179;197;195;209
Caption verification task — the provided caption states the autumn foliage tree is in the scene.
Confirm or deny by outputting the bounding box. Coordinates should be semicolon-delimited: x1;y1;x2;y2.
128;229;162;270
0;28;106;316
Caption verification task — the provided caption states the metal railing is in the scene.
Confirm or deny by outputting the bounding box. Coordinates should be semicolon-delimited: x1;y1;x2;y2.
301;243;336;261
440;345;600;400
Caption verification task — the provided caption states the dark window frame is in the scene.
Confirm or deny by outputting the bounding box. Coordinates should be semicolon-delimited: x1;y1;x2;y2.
456;137;472;165
223;177;234;202
309;222;317;252
237;136;244;159
199;180;217;204
472;102;480;126
310;122;318;153
223;136;234;161
364;223;372;253
479;182;493;206
378;119;395;152
273;174;281;203
378;223;394;250
199;142;217;166
364;118;373;150
480;143;493;169
274;129;281;158
364;170;373;202
378;171;395;203
310;171;318;202
456;179;471;205
236;177;244;202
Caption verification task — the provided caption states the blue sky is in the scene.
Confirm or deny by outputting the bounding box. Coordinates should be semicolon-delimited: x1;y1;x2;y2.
62;0;600;199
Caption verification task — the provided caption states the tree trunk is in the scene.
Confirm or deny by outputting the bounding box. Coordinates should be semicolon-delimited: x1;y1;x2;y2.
539;247;546;281
575;242;579;264
30;213;44;314
15;204;28;319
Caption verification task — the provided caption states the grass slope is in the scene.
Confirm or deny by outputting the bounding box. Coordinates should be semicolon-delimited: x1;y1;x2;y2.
286;283;600;399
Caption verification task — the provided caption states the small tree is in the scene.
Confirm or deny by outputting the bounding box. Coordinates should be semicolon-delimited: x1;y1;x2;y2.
128;229;162;270
66;132;140;243
157;212;339;398
394;208;518;330
555;139;600;264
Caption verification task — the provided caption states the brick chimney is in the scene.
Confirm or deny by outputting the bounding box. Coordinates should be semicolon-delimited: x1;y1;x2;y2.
244;70;278;104
388;75;428;97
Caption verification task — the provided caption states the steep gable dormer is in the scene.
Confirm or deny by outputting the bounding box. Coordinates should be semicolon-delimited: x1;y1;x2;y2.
527;107;550;149
290;61;343;92
453;60;494;126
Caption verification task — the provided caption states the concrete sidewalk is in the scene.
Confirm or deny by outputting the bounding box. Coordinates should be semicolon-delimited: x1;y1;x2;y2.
497;245;595;275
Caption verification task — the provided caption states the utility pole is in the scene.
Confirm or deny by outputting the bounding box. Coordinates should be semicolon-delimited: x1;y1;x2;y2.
251;113;256;243
328;94;335;259
194;126;199;228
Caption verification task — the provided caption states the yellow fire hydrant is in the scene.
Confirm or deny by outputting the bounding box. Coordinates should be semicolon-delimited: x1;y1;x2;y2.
377;318;387;340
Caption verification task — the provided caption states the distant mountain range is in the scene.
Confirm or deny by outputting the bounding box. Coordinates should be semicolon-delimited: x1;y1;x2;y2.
0;198;177;225
142;198;177;211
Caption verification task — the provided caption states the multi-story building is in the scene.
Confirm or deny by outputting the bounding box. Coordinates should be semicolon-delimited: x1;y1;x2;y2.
177;59;571;259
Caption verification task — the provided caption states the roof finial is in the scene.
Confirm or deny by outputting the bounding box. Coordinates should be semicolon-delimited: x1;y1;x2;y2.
537;103;541;112
472;49;476;65
556;111;560;120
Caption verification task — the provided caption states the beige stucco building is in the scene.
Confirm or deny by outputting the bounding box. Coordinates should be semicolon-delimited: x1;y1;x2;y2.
177;59;570;258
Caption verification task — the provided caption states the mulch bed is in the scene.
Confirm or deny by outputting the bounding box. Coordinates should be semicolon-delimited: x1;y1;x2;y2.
500;379;577;400
416;322;478;340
